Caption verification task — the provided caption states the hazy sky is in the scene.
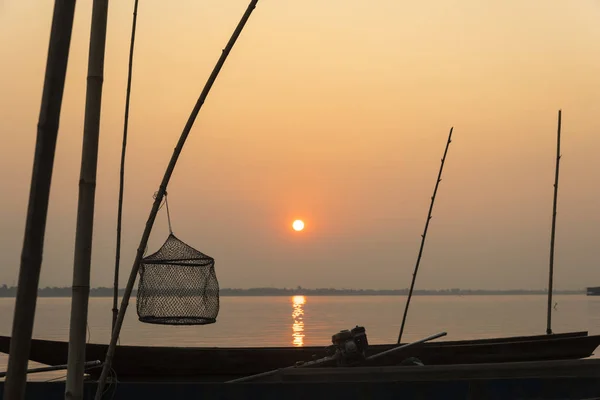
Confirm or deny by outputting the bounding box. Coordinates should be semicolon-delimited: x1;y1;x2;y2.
1;0;599;291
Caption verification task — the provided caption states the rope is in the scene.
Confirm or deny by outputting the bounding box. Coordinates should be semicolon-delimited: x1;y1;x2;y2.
45;374;67;382
164;194;173;234
153;191;173;234
102;367;118;400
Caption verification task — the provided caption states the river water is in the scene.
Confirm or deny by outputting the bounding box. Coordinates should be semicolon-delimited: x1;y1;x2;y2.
1;295;599;381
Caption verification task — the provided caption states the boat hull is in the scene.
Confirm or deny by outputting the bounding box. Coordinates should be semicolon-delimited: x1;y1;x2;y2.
587;286;600;295
3;360;600;400
268;358;600;382
0;331;597;382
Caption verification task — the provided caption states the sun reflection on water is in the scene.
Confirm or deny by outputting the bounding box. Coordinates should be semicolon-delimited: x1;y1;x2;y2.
292;295;306;347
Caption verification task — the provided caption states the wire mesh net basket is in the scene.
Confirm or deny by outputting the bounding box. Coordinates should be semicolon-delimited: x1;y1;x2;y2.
136;233;219;325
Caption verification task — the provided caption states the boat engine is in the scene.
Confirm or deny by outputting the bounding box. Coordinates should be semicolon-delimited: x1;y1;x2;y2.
329;325;369;366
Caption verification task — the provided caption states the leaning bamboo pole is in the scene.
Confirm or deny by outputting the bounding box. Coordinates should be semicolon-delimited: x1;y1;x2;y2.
65;0;110;399
546;109;562;335
397;127;454;344
93;1;260;397
3;2;77;399
113;0;140;332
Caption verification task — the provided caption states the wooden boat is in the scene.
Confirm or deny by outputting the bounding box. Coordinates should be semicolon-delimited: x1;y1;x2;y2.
587;286;600;295
257;358;600;383
1;331;598;382
3;359;600;399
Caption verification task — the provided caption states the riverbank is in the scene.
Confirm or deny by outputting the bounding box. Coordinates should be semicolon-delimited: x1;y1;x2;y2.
0;285;584;297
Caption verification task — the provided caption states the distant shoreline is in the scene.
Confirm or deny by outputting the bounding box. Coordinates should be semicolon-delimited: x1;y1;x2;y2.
0;285;585;297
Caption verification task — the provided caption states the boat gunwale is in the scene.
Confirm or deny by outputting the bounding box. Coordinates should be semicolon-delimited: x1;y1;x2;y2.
0;331;587;353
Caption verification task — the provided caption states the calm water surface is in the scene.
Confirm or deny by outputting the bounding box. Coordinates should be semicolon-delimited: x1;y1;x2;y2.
1;295;600;380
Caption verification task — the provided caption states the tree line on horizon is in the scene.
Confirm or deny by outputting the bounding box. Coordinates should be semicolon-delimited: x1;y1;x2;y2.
0;284;584;297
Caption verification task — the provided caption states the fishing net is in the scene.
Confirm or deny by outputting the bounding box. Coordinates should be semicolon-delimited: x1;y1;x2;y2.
136;233;219;325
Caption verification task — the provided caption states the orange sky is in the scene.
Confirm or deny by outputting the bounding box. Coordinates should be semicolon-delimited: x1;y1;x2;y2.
0;0;599;291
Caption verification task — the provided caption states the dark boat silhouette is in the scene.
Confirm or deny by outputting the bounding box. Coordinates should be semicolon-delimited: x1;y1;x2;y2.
587;287;600;296
1;331;598;382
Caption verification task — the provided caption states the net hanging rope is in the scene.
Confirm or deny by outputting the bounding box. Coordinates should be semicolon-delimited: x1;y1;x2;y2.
164;195;173;234
154;191;173;234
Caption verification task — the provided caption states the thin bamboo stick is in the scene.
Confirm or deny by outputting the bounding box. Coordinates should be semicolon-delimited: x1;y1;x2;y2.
3;2;76;399
65;1;110;399
397;127;454;344
93;1;260;398
113;0;140;333
546;109;562;335
227;332;447;384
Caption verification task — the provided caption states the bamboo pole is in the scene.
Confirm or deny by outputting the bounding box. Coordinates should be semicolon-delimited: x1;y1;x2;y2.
93;1;260;398
546;109;562;335
3;2;76;399
397;127;454;344
367;331;446;361
65;0;109;399
113;0;140;333
227;332;447;384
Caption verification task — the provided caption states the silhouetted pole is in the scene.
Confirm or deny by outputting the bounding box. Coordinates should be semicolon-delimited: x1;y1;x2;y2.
65;0;109;399
546;109;562;335
3;1;76;399
113;0;140;333
397;127;453;344
93;1;260;398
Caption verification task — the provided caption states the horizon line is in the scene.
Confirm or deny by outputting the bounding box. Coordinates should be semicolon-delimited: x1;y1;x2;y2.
0;285;588;294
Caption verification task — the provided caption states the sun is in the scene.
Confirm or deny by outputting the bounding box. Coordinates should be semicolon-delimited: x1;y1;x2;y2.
292;219;305;232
